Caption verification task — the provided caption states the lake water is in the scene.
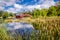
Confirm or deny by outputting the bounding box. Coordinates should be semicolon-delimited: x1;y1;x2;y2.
3;22;39;40
5;22;34;30
4;22;35;35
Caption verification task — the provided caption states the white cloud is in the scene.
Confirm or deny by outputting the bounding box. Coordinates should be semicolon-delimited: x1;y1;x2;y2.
14;4;23;9
0;2;5;6
36;0;56;9
27;5;41;9
0;0;56;12
0;7;4;10
24;5;41;11
6;6;23;13
6;8;16;13
0;0;16;6
23;0;55;11
40;0;55;9
0;0;24;6
6;4;41;13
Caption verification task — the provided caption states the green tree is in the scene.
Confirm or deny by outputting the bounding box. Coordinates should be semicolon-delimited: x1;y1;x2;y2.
9;13;14;17
3;12;9;19
40;9;48;17
31;9;40;18
47;6;57;16
56;6;60;16
0;11;3;17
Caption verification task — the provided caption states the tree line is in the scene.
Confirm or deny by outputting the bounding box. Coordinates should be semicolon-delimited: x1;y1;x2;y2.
30;5;60;18
0;5;60;19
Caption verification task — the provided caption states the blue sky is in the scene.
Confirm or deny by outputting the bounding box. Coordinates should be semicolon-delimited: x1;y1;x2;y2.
0;0;58;13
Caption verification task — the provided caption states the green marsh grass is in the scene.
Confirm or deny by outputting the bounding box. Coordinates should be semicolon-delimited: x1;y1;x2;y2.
0;17;60;40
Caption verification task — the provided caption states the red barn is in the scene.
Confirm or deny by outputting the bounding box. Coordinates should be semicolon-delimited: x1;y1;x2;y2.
15;13;32;19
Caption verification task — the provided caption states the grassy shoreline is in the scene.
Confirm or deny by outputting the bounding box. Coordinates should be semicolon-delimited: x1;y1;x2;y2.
0;17;60;40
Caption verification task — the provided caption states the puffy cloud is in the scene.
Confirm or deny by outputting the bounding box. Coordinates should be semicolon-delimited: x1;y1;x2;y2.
40;0;55;9
6;8;16;13
22;0;55;11
26;5;41;9
0;7;4;10
0;0;16;6
0;2;5;6
0;0;56;12
6;4;41;13
24;5;41;11
14;4;23;9
14;0;56;12
6;6;21;13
